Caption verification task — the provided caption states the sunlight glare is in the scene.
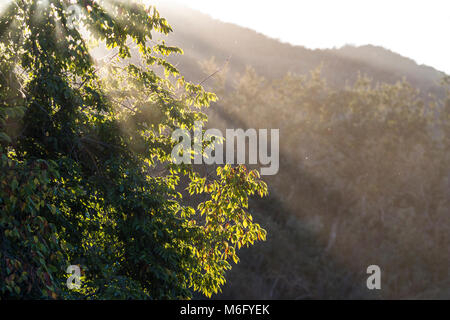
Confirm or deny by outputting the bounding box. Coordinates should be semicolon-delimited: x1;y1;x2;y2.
0;0;12;15
151;0;450;74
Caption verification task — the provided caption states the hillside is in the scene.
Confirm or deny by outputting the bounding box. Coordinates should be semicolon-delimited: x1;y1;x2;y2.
155;3;446;97
154;3;450;300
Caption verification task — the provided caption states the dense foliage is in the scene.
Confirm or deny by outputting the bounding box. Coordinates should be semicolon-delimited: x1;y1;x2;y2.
0;0;267;299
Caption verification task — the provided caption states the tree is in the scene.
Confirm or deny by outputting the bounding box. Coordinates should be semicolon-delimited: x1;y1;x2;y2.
0;0;267;299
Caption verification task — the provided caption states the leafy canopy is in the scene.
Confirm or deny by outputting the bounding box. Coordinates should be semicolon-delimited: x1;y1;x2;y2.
0;0;267;299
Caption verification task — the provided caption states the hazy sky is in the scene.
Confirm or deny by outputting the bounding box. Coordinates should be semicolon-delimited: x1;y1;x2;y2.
155;0;450;74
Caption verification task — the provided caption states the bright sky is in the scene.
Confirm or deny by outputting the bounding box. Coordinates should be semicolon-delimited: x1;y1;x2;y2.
157;0;450;74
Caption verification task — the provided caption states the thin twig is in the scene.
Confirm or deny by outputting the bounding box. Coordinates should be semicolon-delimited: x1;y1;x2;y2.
198;55;232;87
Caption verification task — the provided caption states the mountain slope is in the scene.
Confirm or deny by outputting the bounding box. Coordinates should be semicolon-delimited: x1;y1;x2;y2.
155;3;446;97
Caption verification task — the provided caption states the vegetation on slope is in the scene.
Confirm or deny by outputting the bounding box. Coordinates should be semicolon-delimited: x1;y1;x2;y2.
203;63;450;299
